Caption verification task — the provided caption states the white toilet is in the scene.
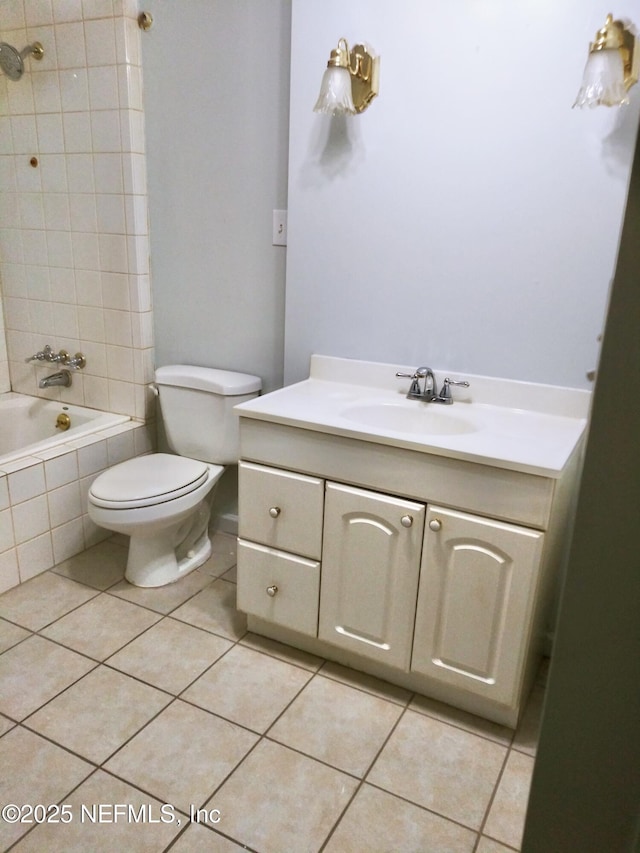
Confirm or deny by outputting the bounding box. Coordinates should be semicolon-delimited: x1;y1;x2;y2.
88;365;261;587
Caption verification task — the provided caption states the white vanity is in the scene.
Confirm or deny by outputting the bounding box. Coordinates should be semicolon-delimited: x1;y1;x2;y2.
234;356;589;727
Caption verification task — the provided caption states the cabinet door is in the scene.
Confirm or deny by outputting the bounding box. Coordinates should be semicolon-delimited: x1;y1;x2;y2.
318;483;425;669
411;506;544;707
238;462;324;559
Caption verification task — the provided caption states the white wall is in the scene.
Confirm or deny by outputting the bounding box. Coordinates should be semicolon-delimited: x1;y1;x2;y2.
141;0;291;393
284;0;640;388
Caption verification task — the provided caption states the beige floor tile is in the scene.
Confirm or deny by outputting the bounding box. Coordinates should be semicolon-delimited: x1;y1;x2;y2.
269;675;403;777
220;564;237;582
0;714;15;735
26;665;172;764
108;568;213;615
183;644;311;733
240;631;324;671
52;539;127;589
0;727;93;849
209;739;358;853
409;693;514;746
41;593;161;660
321;660;413;705
325;783;477;853
171;579;247;640
169;822;248;852
484;749;535;849
0;617;30;653
0;635;96;720
197;532;237;578
0;571;98;630
368;710;507;830
11;769;181;852
512;685;544;756
107;617;233;694
105;699;258;812
476;837;517;853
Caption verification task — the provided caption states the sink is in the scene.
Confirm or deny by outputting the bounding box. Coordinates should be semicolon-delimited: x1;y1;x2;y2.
341;402;479;436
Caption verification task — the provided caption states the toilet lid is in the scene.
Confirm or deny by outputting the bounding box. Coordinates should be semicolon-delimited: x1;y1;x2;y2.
89;453;211;508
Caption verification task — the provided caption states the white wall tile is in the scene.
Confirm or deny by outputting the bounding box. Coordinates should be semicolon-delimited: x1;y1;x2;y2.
84;19;117;66
60;68;90;112
0;508;16;552
17;531;54;581
88;65;119;110
62;111;92;152
32;70;62;112
26;0;54;27
44;449;79;490
66;153;95;192
49;266;77;303
48;481;82;527
43;193;71;231
75;269;101;305
55;21;87;68
51;515;85;563
12;493;50;543
0;549;20;594
77;437;107;476
69;193;97;232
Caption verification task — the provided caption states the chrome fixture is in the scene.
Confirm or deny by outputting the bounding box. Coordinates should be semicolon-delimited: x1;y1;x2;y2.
26;345;86;369
313;38;380;115
0;41;44;81
396;367;469;404
574;14;639;108
39;370;71;389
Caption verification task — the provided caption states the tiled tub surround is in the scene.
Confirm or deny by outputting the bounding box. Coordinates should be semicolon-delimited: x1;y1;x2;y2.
0;534;542;852
0;0;154;421
0;417;153;594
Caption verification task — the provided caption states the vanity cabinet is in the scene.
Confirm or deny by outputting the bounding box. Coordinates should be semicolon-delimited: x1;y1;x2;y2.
236;417;582;727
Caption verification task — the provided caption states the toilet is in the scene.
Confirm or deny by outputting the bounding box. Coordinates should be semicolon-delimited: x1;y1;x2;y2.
88;365;261;587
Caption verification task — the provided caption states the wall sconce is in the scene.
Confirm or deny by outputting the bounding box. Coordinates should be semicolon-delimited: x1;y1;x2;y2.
573;14;639;107
313;38;380;116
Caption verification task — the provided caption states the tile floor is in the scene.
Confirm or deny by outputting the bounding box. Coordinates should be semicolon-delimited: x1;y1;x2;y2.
0;533;545;852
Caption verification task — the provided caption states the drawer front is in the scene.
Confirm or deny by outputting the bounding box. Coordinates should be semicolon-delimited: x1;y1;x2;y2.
237;539;320;637
238;462;324;559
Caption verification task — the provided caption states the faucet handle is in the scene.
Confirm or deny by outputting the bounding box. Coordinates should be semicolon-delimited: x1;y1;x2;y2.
438;377;470;403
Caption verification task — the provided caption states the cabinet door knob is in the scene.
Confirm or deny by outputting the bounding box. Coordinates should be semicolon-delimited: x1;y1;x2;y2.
429;518;442;532
401;515;413;528
266;584;278;597
269;506;281;518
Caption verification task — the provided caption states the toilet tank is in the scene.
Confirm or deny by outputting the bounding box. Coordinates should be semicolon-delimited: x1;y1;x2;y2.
155;365;261;464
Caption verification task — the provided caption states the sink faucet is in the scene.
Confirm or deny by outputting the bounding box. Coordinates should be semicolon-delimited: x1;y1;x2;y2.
39;370;71;389
396;367;469;404
395;366;436;401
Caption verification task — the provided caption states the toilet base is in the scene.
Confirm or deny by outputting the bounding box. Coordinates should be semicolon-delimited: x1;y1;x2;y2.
124;499;213;587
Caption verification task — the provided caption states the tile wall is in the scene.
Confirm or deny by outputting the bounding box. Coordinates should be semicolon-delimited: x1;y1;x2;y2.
0;0;154;420
0;418;154;593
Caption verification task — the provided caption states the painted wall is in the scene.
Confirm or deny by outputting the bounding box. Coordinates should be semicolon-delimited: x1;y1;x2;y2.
141;0;291;393
284;0;640;387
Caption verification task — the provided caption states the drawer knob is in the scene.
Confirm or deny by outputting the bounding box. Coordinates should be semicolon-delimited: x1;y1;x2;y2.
266;584;278;597
400;515;413;528
429;518;442;532
269;506;281;518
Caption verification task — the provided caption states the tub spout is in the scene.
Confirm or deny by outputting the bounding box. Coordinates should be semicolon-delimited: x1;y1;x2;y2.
39;370;71;388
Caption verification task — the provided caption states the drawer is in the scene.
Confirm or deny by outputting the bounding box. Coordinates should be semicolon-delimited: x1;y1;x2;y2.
238;461;324;559
237;539;320;637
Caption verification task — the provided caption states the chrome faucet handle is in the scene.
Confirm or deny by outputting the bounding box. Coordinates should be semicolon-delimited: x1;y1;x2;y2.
437;377;470;404
396;367;435;400
25;344;53;362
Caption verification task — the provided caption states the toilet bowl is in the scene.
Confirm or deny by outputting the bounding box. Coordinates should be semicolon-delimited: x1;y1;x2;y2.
87;365;261;587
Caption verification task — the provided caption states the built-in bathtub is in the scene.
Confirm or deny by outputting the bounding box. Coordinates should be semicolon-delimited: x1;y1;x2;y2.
0;393;130;466
0;392;155;594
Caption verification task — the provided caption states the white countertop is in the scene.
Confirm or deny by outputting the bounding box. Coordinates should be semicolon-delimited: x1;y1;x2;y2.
235;356;590;478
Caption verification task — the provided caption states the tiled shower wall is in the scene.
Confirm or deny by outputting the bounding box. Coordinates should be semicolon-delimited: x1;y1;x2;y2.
0;0;154;419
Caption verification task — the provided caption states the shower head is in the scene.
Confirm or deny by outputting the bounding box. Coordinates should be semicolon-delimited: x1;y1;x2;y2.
0;41;44;81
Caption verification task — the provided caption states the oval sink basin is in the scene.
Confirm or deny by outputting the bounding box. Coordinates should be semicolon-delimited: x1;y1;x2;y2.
341;402;479;436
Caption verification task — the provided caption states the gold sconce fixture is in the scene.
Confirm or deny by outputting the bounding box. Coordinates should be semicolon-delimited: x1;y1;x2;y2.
313;38;380;116
573;14;639;107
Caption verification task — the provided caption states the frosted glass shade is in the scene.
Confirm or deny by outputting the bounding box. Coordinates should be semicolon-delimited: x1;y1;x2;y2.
573;49;629;108
313;66;356;116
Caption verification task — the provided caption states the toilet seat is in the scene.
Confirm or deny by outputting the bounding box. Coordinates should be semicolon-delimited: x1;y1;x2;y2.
89;453;210;509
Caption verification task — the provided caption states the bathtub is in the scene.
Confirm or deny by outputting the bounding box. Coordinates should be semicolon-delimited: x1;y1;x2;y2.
0;392;130;467
0;392;155;594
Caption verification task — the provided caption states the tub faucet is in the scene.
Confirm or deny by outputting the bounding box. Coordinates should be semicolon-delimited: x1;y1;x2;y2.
39;370;71;389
